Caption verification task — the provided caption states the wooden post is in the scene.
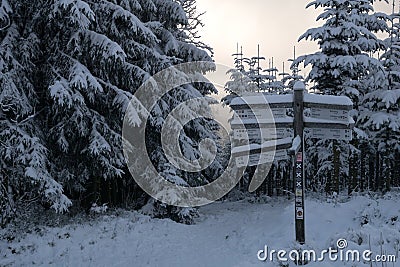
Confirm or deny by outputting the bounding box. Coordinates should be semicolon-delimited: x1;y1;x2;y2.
293;81;305;245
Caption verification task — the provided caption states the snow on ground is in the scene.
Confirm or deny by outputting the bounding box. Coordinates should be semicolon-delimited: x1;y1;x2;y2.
1;194;399;267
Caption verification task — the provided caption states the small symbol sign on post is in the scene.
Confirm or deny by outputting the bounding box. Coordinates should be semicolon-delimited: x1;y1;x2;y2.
295;189;303;197
296;152;302;162
296;207;304;220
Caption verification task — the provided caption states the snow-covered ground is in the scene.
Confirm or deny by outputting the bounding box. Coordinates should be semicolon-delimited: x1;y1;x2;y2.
1;194;399;267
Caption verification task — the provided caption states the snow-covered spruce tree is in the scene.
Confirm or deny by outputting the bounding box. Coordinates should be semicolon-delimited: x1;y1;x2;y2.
223;53;283;101
140;1;226;223
0;0;70;225
40;0;220;223
224;69;258;98
294;0;388;194
296;0;387;101
0;0;220;224
42;0;149;209
359;10;400;192
222;52;258;106
221;55;256;193
281;59;304;93
178;0;213;56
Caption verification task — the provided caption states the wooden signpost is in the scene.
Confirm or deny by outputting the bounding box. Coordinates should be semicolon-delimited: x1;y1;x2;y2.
229;81;354;245
293;82;306;244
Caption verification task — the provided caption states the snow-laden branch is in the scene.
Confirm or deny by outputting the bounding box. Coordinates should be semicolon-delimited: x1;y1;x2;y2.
0;13;10;31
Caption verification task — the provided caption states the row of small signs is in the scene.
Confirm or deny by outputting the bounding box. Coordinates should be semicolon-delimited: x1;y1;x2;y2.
230;92;354;142
295;152;304;220
230;92;354;166
232;120;353;142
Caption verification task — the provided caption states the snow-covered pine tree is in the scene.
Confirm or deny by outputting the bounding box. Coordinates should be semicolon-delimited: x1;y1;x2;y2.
294;0;388;194
282;52;304;92
0;0;71;225
262;65;285;94
42;0;149;208
224;68;258;99
359;7;400;192
0;0;221;224
141;1;228;223
178;0;213;56
42;0;221;222
296;0;387;101
224;51;284;100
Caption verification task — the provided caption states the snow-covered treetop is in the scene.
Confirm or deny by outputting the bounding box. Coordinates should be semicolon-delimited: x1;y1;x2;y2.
295;0;388;101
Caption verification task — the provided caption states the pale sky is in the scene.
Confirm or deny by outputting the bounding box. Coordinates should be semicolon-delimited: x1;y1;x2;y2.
197;0;392;74
196;0;392;130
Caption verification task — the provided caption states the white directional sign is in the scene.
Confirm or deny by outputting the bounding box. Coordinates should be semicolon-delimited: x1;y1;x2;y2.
230;117;294;130
230;94;293;109
232;137;292;167
234;107;287;120
235;151;273;167
271;108;287;118
304;93;353;124
233;128;294;141
235;149;290;167
304;116;354;141
304;93;352;110
308;108;349;122
305;128;352;141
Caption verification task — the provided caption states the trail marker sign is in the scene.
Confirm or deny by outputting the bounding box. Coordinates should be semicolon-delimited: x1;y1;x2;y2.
305;128;352;141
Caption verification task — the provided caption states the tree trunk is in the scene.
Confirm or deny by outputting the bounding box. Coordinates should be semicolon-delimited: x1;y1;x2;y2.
360;142;366;192
384;156;391;193
376;152;382;191
333;140;340;194
394;151;400;187
368;153;375;191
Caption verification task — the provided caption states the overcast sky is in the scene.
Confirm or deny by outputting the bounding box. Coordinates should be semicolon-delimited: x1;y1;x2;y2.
197;0;392;74
196;0;392;129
